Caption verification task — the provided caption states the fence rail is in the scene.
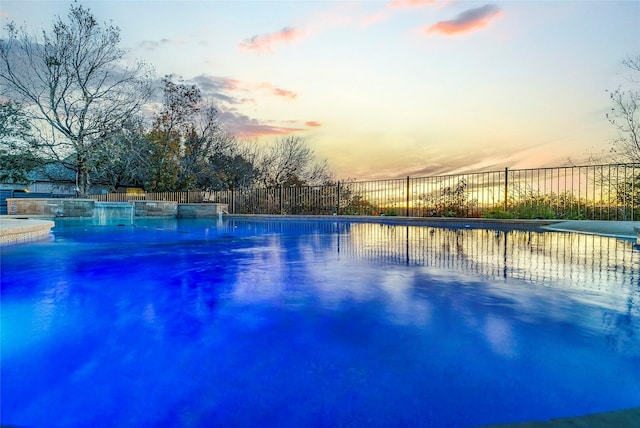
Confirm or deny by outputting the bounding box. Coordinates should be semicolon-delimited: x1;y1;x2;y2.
91;191;204;203
89;163;640;221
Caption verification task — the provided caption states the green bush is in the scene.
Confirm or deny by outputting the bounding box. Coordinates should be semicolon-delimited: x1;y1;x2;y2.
483;208;514;219
510;203;557;219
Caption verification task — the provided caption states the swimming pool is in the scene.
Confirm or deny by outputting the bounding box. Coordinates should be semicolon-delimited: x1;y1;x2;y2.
1;217;639;427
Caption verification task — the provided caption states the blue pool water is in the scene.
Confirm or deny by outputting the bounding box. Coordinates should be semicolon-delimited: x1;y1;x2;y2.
1;218;639;427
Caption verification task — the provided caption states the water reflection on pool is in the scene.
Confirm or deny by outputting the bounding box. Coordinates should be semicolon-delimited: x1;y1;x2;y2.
1;218;639;427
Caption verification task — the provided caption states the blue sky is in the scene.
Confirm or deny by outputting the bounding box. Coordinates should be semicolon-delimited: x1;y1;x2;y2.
1;0;638;179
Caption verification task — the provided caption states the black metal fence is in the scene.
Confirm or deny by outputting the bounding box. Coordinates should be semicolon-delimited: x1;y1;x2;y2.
91;163;639;221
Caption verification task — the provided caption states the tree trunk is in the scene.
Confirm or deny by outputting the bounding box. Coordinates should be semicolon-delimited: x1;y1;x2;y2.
76;152;90;198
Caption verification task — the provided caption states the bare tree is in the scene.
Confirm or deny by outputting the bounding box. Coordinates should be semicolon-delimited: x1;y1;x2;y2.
258;136;332;187
0;3;153;196
147;76;259;191
607;55;640;163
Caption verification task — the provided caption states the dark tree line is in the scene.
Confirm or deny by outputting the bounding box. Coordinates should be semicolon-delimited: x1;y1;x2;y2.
0;3;331;196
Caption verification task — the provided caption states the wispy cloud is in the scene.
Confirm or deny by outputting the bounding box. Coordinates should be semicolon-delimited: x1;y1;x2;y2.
426;4;502;35
273;88;297;99
219;111;304;138
239;4;353;54
136;38;190;51
404;152;507;178
257;82;298;99
361;0;438;29
389;0;436;9
189;76;250;104
192;75;298;101
361;9;390;28
306;121;322;127
184;75;309;139
238;27;306;54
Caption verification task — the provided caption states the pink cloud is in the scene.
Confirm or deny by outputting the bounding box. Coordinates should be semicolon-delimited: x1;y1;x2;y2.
199;76;297;100
220;78;243;91
239;27;306;54
361;10;390;27
389;0;436;9
239;7;353;53
218;110;303;139
306;121;322;127
361;0;438;29
273;88;297;99
426;4;502;35
186;75;310;139
236;123;304;139
257;82;298;99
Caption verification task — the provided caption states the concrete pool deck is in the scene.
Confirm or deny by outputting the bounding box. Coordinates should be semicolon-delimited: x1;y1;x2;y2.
541;219;639;240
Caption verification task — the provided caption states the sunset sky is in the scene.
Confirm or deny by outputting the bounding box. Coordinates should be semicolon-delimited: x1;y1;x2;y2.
1;0;639;179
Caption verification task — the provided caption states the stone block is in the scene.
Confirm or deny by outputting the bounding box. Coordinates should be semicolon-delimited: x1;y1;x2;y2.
133;200;178;217
6;198;94;217
177;203;229;218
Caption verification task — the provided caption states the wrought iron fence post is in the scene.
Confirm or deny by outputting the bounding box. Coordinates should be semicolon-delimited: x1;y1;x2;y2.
279;185;283;215
406;176;410;217
633;164;637;222
337;181;341;215
504;167;509;212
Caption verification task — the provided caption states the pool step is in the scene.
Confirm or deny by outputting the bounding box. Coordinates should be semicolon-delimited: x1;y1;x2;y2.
0;218;55;245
